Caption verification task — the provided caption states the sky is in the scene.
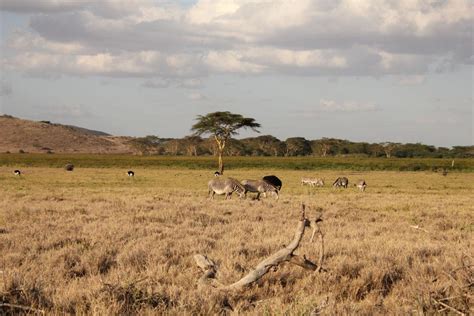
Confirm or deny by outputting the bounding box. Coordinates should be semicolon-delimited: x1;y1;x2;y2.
0;0;472;147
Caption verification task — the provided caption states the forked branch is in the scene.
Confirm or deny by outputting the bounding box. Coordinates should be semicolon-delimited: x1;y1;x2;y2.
310;212;325;272
194;203;324;290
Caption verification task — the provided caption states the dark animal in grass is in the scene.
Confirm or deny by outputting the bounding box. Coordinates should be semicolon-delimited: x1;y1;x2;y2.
262;175;282;191
127;170;135;177
214;171;221;177
65;163;74;171
13;170;21;176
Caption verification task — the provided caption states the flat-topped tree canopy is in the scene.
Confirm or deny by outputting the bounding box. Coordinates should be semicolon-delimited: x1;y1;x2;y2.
191;111;260;138
191;111;261;174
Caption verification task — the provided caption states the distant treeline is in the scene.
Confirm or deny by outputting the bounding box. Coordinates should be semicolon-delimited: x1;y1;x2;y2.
128;135;473;158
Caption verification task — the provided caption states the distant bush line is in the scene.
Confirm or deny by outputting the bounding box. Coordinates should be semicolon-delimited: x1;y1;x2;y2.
126;135;473;159
1;154;473;172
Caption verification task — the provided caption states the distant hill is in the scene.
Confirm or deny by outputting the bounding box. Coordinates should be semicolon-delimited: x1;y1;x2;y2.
0;115;137;154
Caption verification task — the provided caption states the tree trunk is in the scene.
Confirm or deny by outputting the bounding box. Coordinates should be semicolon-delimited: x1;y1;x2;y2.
218;150;224;174
214;136;226;175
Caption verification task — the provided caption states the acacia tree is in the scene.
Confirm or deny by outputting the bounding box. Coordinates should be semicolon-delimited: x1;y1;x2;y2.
191;111;260;174
380;142;400;158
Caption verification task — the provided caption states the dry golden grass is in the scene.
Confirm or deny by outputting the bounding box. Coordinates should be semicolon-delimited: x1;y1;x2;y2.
1;167;473;315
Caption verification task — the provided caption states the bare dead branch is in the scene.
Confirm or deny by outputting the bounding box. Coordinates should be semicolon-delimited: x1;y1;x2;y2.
431;297;466;316
310;212;324;272
194;203;323;290
289;255;317;270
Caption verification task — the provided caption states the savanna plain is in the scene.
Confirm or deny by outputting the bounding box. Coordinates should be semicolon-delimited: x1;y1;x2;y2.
1;162;473;315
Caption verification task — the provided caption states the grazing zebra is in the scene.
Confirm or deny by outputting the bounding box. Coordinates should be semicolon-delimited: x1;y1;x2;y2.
208;178;246;200
301;178;324;187
301;178;313;186
127;170;135;177
262;175;282;191
13;170;21;176
333;177;349;188
241;179;279;200
355;179;367;192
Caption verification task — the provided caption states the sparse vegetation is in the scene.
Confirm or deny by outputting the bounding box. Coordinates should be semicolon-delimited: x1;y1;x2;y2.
1;153;473;171
0;167;472;314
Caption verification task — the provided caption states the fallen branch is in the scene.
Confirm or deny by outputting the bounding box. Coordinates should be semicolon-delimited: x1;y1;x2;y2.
310;212;324;272
194;203;323;290
431;297;466;316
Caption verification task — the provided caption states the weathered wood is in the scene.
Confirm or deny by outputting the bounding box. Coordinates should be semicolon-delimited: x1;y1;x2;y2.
310;215;324;273
194;254;219;287
194;203;323;290
289;255;318;270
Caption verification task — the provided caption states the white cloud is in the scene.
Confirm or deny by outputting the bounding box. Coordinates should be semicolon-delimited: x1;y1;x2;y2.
319;99;379;112
1;0;472;78
188;92;207;101
204;51;265;73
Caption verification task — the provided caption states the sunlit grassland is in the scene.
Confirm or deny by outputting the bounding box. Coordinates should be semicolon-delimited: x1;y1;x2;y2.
1;167;473;314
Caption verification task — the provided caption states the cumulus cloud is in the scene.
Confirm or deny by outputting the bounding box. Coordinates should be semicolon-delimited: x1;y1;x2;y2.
0;0;90;13
1;0;472;78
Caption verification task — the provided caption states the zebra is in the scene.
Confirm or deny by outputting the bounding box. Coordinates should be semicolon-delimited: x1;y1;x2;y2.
13;170;21;176
301;178;313;186
313;178;325;187
208;178;246;200
241;179;279;200
127;170;135;177
301;178;324;187
355;179;367;192
333;177;349;188
262;175;282;191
